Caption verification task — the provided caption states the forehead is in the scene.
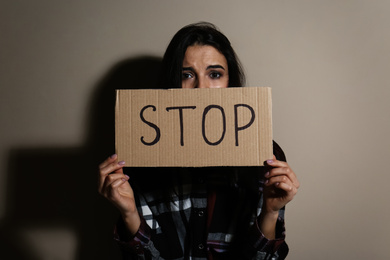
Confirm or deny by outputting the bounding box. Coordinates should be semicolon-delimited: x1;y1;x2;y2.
183;45;227;66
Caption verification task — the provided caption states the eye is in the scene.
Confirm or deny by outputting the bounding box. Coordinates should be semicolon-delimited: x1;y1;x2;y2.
182;72;194;80
209;71;222;79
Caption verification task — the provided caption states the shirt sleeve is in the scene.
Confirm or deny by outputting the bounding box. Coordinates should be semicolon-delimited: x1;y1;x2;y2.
243;216;289;260
113;215;161;259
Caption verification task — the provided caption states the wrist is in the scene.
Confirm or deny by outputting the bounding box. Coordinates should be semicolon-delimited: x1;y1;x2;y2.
121;211;141;236
257;209;278;240
260;209;279;219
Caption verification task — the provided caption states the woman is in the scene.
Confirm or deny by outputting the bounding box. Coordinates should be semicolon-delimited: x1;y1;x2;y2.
98;22;299;259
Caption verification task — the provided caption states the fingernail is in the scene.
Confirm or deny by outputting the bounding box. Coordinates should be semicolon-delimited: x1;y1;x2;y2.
118;161;125;165
265;180;269;184
110;154;117;159
267;160;274;164
125;174;130;179
265;172;270;177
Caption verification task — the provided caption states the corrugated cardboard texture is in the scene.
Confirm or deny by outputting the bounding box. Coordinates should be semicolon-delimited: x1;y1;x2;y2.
115;87;272;167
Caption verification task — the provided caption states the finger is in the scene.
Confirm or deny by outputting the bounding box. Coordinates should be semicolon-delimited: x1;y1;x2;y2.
104;172;129;188
98;161;125;193
99;154;118;169
112;176;130;189
102;180;123;205
106;177;130;200
265;158;289;168
267;166;291;176
266;164;299;189
265;175;291;187
113;164;124;174
266;167;294;183
101;172;129;195
100;160;126;177
265;176;297;196
98;160;125;193
274;182;297;199
272;167;299;189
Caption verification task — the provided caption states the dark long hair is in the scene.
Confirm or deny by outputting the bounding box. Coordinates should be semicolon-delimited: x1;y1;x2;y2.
159;22;245;89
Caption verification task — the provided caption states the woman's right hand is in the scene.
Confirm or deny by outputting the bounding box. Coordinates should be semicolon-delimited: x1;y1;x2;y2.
98;154;140;234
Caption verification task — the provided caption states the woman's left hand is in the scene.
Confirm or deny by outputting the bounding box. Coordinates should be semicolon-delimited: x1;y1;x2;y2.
263;156;300;214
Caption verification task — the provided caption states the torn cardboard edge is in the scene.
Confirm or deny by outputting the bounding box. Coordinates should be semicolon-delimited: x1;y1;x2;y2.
115;87;273;167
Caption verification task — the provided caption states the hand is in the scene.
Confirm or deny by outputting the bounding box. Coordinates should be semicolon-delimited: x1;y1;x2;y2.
98;154;140;234
263;156;300;214
257;156;299;239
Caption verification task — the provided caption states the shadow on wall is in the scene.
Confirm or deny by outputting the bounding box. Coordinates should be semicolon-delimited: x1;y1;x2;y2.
0;56;162;260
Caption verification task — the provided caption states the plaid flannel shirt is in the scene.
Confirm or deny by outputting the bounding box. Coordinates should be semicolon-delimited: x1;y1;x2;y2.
114;142;289;260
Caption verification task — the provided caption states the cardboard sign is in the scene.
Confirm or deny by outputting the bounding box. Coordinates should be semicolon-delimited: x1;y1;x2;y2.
115;87;273;167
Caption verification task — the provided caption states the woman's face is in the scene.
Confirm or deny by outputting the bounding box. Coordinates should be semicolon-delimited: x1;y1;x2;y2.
181;45;229;89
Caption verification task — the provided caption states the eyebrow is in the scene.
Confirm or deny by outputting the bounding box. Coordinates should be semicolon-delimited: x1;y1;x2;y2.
206;65;225;70
182;65;226;71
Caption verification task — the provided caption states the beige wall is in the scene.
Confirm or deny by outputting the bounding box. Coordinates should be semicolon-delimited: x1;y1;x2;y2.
1;0;389;259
